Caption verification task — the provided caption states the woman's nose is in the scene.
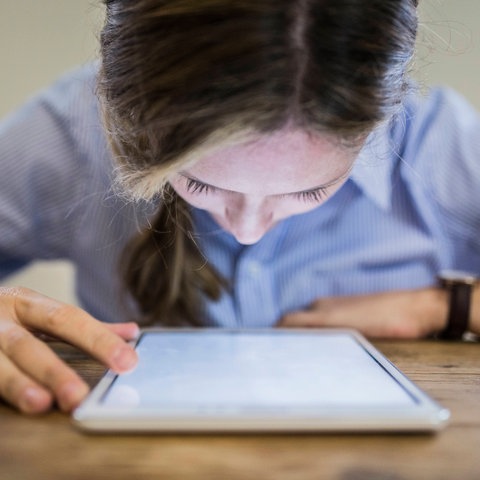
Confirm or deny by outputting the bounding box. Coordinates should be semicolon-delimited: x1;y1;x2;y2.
225;198;274;245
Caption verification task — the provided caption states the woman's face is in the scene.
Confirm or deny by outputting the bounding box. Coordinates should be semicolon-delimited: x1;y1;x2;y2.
170;129;357;245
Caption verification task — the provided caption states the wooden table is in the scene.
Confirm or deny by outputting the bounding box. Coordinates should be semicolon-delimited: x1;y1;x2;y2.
1;340;479;480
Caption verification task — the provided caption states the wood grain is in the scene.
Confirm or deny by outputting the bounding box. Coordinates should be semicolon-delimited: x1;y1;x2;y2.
1;340;479;480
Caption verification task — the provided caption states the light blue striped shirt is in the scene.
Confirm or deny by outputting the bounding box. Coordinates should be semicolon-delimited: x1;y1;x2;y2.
1;64;479;327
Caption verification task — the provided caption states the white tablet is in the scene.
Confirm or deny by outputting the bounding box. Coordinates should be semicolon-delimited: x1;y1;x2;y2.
72;329;450;433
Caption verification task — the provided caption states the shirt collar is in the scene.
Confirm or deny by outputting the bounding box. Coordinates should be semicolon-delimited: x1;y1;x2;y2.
349;123;396;211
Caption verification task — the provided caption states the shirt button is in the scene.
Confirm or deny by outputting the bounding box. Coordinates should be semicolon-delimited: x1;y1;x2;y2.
247;261;262;276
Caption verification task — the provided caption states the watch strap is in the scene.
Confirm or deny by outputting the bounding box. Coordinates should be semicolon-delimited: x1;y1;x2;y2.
438;281;473;340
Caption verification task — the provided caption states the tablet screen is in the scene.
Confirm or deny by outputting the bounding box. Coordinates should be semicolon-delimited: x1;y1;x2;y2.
100;331;416;410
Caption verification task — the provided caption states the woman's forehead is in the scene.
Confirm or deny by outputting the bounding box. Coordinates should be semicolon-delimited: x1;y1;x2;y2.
184;129;357;195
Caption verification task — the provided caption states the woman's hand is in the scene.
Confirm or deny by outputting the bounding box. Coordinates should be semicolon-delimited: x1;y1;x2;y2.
0;286;139;414
278;288;449;339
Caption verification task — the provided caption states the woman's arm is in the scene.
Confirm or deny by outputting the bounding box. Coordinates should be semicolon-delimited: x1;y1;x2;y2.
278;286;480;339
470;284;480;335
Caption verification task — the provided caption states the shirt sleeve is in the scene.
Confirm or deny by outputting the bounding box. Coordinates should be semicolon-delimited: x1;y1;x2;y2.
399;87;480;263
0;66;99;278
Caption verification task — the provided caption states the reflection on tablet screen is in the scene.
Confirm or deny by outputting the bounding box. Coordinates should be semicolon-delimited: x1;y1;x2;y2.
101;332;416;410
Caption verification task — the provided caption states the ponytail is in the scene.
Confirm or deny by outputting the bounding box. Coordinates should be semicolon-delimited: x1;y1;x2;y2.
123;186;225;326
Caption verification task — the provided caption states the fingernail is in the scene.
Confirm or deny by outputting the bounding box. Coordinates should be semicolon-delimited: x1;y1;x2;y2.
22;388;50;413
113;346;138;372
59;382;88;411
129;323;140;338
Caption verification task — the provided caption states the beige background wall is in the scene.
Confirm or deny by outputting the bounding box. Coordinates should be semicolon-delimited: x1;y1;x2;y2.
1;0;480;305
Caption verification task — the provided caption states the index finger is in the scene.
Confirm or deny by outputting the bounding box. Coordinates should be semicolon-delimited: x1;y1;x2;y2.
12;289;138;373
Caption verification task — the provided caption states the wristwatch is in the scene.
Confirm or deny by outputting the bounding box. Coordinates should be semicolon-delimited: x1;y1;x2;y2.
437;270;478;340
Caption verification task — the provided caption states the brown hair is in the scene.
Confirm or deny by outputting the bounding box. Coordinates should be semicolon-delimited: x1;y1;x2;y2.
98;0;418;326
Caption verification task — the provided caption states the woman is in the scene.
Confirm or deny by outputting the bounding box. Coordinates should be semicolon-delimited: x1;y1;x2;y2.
0;0;479;414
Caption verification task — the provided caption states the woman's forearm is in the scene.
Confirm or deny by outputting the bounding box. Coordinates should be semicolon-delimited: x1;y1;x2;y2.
469;284;480;336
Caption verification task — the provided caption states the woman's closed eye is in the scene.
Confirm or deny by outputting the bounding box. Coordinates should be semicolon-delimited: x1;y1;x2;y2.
288;188;329;203
185;177;215;195
184;177;329;204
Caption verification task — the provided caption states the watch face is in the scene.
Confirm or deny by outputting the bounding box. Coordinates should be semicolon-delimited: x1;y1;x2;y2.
439;270;478;286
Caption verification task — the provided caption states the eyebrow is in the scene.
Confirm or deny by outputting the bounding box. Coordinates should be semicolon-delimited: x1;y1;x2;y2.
179;166;352;196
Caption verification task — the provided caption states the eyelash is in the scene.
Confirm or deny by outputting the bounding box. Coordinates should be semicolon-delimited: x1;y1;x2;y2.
186;178;215;195
185;178;328;203
293;188;329;203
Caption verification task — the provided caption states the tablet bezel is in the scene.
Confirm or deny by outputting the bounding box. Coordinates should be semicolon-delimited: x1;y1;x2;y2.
72;328;450;433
